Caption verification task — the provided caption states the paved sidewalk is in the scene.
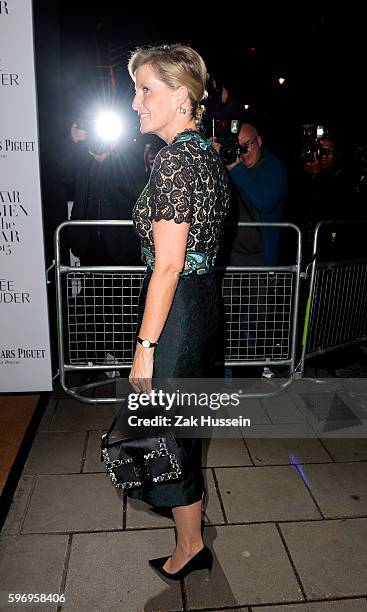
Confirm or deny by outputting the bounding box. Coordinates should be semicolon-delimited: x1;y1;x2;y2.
1;382;367;611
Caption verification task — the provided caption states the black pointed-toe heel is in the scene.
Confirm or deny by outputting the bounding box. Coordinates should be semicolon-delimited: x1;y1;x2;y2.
148;545;213;581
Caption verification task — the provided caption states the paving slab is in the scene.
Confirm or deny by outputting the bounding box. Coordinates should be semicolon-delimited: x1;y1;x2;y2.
51;375;94;399
1;476;35;535
21;474;123;533
203;437;252;467
302;462;367;518
289;390;367;438
237;398;272;425
261;393;307;424
338;388;367;416
313;422;367;438
280;518;367;599
52;379;72;399
320;438;367;462
246;438;331;465
62;529;183;611
338;382;367;414
288;379;345;393
44;398;116;431
22;431;86;475
243;422;318;439
83;430;106;472
202;469;226;525
185;524;303;609
340;379;367;393
83;428;127;473
0;534;68;612
204;609;248;611
215;466;321;523
286;383;346;411
38;398;58;431
126;496;173;529
93;378;121;398
297;390;365;421
252;600;367;611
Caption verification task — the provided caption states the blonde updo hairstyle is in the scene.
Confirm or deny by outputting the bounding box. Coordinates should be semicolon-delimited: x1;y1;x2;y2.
128;44;208;126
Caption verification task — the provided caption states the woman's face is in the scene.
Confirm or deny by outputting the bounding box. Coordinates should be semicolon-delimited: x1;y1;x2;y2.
132;63;178;138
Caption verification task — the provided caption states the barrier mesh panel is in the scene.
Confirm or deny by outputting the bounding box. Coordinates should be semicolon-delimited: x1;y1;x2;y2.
222;271;294;361
66;272;143;365
308;261;367;354
64;270;294;366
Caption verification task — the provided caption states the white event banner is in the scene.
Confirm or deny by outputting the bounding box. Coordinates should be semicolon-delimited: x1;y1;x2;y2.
0;0;52;391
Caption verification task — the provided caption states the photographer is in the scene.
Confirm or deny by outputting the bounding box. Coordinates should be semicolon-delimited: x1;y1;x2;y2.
60;111;141;266
215;122;288;379
291;131;351;262
57;111;143;376
215;122;288;266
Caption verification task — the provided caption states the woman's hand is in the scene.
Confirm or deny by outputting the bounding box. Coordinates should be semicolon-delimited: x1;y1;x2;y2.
129;344;154;394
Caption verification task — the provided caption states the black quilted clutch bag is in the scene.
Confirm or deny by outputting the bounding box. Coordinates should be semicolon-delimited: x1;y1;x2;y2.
101;415;189;490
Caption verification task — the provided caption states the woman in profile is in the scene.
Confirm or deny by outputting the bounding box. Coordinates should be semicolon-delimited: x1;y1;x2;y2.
128;44;230;580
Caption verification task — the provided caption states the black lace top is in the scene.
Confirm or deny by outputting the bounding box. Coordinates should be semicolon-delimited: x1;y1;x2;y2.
132;130;230;269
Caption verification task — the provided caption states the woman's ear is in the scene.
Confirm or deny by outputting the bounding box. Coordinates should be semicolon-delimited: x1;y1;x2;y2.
176;85;189;108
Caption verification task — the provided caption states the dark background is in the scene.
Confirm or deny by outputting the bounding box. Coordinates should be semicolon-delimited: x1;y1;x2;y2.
31;1;366;375
34;2;366;146
32;0;366;262
34;0;367;261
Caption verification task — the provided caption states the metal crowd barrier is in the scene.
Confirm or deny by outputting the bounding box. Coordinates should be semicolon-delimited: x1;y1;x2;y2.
300;220;367;375
55;220;301;403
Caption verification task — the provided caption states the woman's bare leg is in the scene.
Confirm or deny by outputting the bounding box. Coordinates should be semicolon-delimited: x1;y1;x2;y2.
163;497;204;574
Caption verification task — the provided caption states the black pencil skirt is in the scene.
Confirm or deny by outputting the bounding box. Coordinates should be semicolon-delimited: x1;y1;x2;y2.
127;269;218;509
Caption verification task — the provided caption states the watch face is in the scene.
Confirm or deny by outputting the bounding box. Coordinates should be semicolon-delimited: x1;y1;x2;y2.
142;339;150;348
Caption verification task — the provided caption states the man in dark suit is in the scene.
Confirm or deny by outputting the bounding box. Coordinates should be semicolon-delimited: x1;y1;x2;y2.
59;116;143;372
63;118;141;266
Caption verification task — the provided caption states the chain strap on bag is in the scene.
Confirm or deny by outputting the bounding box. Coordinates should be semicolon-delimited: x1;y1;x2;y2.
100;413;190;490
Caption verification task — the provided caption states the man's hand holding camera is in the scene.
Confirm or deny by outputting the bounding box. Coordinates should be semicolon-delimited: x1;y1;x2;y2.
211;136;241;170
303;151;321;176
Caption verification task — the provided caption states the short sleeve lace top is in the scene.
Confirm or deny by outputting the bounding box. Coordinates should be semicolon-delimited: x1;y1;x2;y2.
132;130;230;267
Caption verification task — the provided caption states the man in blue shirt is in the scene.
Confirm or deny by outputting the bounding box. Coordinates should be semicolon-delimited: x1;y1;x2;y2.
225;122;288;265
214;122;288;379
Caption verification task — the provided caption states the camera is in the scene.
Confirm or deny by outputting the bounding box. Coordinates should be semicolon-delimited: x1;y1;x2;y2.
214;118;241;165
76;114;105;154
300;123;327;163
76;111;123;154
